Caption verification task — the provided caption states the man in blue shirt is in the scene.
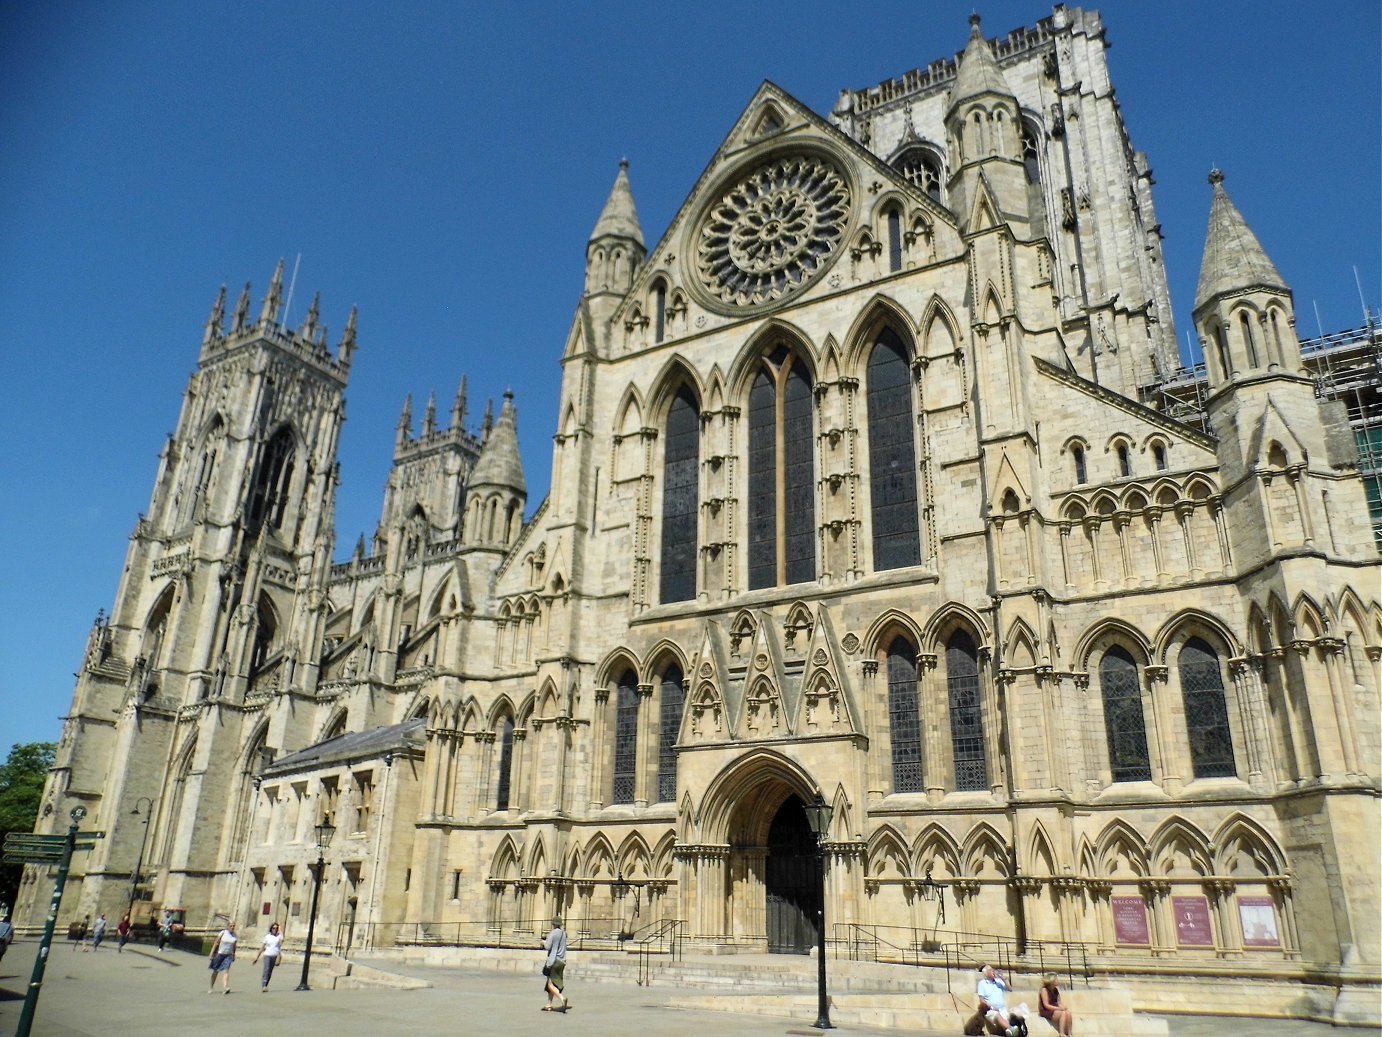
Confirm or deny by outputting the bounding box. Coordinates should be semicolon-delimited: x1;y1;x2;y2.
977;964;1027;1037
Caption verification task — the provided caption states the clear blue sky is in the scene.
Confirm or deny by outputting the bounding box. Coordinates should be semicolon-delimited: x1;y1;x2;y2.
2;2;1378;749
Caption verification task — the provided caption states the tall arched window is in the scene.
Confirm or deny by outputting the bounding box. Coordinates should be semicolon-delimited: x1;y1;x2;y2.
1117;443;1132;477
867;329;921;570
612;670;639;804
185;417;226;524
946;630;988;791
1239;312;1259;368
1020;121;1041;183
657;665;684;802
747;345;816;589
1179;638;1236;778
246;426;296;532
1072;444;1087;484
1100;647;1151;782
886;207;903;272
654;283;667;343
495;715;515;810
660;386;700;603
886;637;922;792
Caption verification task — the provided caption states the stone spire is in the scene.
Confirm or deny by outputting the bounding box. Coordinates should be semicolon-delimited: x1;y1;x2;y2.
948;14;1015;111
451;375;468;429
232;282;251;334
302;291;321;340
482;398;494;438
259;258;285;325
339;305;358;367
423;392;437;436
396;394;413;447
589;158;645;248
585;160;647;297
203;284;226;346
469;391;526;494
1195;170;1288;311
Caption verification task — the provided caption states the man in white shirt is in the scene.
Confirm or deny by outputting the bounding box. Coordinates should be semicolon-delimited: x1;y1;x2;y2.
977;964;1027;1037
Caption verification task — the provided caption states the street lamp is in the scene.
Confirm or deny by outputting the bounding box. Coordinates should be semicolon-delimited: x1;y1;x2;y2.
802;792;834;1030
127;798;155;920
295;819;336;991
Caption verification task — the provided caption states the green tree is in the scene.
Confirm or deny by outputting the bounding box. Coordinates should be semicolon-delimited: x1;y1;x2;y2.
0;741;57;908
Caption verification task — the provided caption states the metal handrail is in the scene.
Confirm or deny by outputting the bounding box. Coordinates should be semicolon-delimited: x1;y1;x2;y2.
633;918;684;986
833;922;1094;994
351;916;656;952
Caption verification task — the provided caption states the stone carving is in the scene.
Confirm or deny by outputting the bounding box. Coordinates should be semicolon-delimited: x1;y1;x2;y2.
696;155;849;307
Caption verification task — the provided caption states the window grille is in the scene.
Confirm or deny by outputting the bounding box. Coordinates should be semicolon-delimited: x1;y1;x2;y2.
947;631;988;791
1100;647;1151;781
887;638;922;792
613;672;639;803
495;716;515;810
657;666;684;802
1180;638;1236;778
867;329;921;570
660;387;699;602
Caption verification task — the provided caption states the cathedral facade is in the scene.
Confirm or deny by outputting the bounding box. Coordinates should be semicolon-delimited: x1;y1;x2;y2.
21;7;1380;1021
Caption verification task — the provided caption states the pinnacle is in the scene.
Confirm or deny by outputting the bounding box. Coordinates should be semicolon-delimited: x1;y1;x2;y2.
1195;170;1287;311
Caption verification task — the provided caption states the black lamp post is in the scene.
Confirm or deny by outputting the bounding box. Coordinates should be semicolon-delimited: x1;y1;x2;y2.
295;820;336;991
803;792;834;1030
127;797;155;920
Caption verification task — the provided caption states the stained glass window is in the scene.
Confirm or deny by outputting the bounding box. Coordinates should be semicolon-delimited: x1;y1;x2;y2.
867;329;920;570
947;630;988;791
886;208;902;272
657;665;684;802
613;671;639;803
887;637;922;792
1100;647;1151;782
1180;638;1236;778
495;715;515;810
748;346;816;589
660;387;700;603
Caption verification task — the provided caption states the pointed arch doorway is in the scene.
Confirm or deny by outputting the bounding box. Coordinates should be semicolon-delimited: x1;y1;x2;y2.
765;795;820;954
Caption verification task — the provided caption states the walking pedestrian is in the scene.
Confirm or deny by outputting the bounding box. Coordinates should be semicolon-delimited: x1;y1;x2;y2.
208;921;238;994
253;922;283;991
0;914;13;964
540;917;569;1012
92;913;108;950
117;914;132;952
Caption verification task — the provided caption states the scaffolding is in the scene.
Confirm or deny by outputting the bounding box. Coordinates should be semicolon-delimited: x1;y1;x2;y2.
1147;317;1382;551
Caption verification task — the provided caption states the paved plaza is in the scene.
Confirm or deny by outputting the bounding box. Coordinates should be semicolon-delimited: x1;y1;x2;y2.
0;937;1351;1037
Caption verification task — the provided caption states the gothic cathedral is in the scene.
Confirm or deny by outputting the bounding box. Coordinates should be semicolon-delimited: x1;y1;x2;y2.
21;7;1379;1021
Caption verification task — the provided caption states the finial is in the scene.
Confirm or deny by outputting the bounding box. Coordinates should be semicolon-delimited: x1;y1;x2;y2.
398;394;414;434
969;11;982;34
354;533;367;561
423;392;437;435
451;375;468;428
232;282;251;333
482;398;495;438
1208;168;1225;186
260;258;285;324
204;284;227;345
302;291;321;338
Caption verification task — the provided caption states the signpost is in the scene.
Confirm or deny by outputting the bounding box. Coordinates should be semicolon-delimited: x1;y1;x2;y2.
6;807;103;1037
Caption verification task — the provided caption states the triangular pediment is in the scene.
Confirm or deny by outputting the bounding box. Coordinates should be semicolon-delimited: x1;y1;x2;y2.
686;623;732;743
1249;396;1309;466
799;606;859;736
608;81;963;334
742;612;788;737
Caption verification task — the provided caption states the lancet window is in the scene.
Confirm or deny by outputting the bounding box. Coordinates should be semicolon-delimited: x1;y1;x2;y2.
612;670;639;804
886;637;922;792
946;630;988;791
747;345;816;589
657;665;684;802
1180;638;1236;778
867;328;921;570
660;386;700;603
1100;646;1152;782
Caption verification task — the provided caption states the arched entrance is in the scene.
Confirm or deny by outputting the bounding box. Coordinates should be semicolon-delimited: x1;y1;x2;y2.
765;795;820;954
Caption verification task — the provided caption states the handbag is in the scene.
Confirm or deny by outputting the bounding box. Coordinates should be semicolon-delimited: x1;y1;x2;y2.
542;964;551;977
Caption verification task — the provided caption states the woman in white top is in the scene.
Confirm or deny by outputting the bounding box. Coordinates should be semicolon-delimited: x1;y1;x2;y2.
208;921;238;993
253;922;284;991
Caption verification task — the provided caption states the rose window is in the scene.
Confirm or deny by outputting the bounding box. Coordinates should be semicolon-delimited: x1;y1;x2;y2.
696;155;850;307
